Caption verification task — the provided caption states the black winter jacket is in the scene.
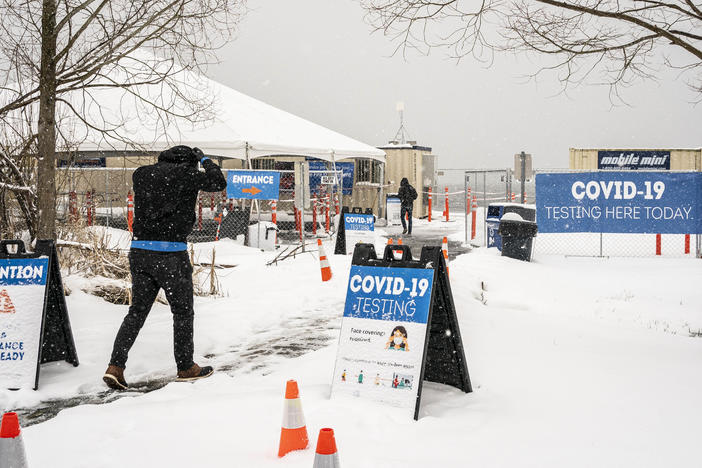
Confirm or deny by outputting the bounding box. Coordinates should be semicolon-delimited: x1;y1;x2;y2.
132;149;227;243
398;178;417;208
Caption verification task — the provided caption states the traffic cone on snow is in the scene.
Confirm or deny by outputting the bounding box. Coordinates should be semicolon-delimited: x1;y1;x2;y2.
278;380;309;457
317;239;333;282
312;428;340;468
442;236;450;277
0;412;28;467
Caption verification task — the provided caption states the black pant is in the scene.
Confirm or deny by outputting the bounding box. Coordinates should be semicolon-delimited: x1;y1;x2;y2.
109;249;194;372
401;206;413;233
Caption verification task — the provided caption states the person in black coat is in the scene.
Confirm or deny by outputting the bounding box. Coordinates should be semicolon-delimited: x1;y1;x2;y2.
103;145;227;390
398;177;417;235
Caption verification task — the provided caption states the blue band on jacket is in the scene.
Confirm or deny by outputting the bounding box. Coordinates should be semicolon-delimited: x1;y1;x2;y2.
131;240;188;252
201;156;210;163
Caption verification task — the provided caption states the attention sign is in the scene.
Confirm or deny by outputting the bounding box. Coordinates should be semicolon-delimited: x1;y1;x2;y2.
226;170;280;200
0;258;48;389
0;240;79;390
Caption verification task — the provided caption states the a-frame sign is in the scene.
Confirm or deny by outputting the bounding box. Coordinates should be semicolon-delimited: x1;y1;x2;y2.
330;243;472;420
0;239;79;390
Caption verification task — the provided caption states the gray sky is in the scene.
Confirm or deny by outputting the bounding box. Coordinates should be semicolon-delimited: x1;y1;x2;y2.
210;0;701;170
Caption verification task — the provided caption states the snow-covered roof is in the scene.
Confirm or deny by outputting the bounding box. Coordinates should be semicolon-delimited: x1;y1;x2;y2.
1;55;385;163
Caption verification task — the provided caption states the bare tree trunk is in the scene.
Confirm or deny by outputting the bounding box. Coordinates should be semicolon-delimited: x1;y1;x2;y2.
36;0;58;240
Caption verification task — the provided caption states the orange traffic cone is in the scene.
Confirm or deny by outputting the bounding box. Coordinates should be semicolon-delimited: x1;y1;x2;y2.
442;236;450;277
387;237;393;245
278;380;309;457
312;428;340;468
0;412;28;467
317;239;332;282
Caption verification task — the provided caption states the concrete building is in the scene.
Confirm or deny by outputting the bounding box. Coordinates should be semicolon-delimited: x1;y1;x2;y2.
378;141;437;218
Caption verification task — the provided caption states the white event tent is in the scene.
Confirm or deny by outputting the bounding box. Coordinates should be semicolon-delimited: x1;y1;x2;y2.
53;55;386;164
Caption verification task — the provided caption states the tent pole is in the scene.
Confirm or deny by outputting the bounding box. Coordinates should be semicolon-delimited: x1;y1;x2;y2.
245;143;262;248
331;150;339;227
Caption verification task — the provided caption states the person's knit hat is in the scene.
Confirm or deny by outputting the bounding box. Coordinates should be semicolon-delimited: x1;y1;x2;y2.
158;145;198;166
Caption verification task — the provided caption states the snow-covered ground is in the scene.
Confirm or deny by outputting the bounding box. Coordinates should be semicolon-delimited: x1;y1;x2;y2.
2;218;702;467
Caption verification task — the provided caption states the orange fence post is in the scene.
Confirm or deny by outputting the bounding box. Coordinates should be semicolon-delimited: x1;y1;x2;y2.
471;195;477;240
198;196;203;231
312;194;318;236
684;234;690;255
656;234;662;256
271;199;278;244
444;187;449;222
214;214;222;241
126;192;134;233
428;187;432;222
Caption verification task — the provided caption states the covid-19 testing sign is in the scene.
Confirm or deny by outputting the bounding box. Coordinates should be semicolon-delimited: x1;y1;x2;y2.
0;257;49;389
536;172;702;233
331;265;434;411
343;214;375;254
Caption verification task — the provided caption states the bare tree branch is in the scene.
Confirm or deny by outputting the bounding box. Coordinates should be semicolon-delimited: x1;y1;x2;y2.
360;0;702;98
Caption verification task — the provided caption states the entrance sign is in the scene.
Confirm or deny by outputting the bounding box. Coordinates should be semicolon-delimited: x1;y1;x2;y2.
598;151;670;170
0;240;79;390
536;172;702;234
226;170;280;200
341;213;374;254
331;244;472;420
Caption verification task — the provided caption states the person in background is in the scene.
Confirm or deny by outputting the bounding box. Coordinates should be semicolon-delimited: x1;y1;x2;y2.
398;177;418;235
103;145;227;390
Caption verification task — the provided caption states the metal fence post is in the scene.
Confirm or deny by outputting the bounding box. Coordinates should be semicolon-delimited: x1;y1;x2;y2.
464;173;468;245
300;162;306;252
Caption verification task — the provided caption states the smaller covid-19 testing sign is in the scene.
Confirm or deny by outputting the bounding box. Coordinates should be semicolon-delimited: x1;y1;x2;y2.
344;213;375;254
536;172;702;234
0;257;49;389
331;265;434;410
226;170;280;200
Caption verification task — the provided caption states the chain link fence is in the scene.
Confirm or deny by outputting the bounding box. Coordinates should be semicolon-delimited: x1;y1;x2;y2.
433;168;700;258
54;167;346;248
32;166;702;258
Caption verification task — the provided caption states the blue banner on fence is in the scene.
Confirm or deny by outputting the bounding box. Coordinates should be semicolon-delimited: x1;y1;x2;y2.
343;266;434;324
536;172;702;234
226;170;280;200
308;160;354;195
0;258;49;286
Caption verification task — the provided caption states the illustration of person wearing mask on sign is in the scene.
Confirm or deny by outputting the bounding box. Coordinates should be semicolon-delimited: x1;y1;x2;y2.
385;326;409;351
